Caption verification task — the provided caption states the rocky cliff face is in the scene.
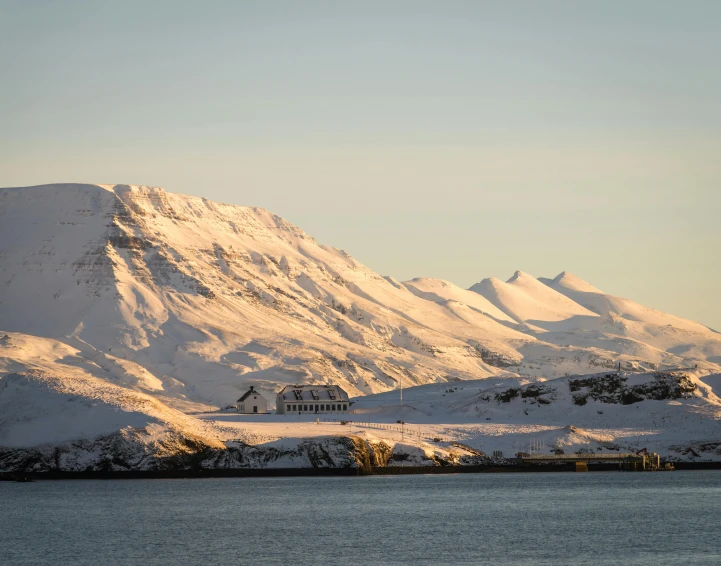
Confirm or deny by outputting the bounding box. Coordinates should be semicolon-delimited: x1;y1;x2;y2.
0;427;217;473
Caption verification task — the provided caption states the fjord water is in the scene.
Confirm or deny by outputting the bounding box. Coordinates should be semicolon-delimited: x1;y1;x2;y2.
2;472;720;565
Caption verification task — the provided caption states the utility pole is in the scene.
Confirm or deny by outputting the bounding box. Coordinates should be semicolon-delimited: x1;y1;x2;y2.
400;374;404;442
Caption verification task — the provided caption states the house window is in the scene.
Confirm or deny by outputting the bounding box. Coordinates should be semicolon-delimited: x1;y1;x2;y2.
331;404;336;411
303;405;307;411
240;404;244;411
342;404;347;411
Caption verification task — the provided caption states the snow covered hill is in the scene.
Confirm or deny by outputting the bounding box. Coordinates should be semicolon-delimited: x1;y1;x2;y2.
350;369;721;461
1;183;720;416
0;335;226;472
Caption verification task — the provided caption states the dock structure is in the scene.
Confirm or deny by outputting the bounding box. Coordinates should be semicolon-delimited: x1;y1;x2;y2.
518;452;661;471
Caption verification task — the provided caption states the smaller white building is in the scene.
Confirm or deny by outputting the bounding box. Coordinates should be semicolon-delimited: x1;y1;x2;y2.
236;386;268;414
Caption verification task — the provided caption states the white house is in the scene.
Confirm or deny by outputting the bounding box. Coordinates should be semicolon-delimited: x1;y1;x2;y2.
276;384;350;415
236;386;268;414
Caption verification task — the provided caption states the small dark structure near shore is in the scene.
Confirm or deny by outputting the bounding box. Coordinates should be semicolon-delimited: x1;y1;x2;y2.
13;475;34;482
517;451;666;472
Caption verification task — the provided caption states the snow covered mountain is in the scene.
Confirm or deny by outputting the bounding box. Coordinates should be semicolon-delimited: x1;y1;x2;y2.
2;183;720;414
2;183;721;469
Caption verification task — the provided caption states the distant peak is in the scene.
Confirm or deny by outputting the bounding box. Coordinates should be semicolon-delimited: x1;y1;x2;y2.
506;270;533;283
550;271;603;293
468;277;504;294
553;271;582;284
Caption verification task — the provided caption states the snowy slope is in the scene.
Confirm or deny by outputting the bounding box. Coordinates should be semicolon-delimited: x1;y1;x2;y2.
538;272;721;361
349;370;721;461
1;183;720;417
469;271;597;324
0;370;222;449
402;277;515;323
0;332;223;448
1;184;527;407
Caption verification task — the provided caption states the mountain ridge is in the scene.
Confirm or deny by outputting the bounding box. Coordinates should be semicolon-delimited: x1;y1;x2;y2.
2;183;720;413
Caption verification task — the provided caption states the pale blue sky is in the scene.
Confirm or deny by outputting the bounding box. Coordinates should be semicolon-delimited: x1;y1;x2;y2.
1;1;719;330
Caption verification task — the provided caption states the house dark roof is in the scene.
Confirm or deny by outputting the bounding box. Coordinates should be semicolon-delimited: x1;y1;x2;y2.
276;384;349;402
237;387;263;403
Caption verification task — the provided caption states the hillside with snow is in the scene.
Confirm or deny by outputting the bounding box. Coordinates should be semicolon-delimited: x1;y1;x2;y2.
1;183;720;468
349;369;721;461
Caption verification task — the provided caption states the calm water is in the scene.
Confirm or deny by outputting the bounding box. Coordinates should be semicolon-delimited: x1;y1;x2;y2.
2;471;720;565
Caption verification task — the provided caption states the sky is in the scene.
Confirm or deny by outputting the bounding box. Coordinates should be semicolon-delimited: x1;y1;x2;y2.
1;0;719;330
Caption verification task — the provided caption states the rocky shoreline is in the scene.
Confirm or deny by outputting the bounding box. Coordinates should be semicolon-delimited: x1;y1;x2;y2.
3;430;721;479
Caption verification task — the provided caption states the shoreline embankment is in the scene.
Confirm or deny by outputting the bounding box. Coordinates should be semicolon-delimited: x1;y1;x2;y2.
2;461;720;481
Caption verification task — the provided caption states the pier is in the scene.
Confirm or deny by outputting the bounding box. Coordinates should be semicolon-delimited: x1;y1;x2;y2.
518;452;661;471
